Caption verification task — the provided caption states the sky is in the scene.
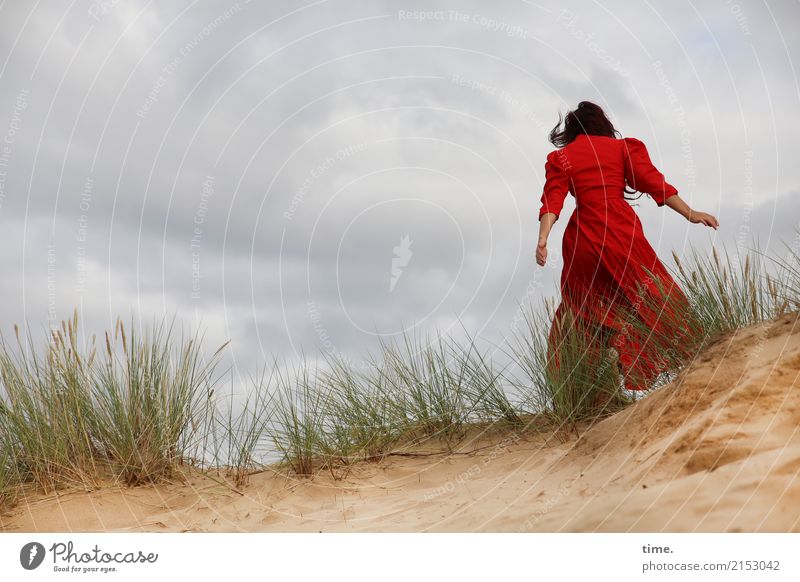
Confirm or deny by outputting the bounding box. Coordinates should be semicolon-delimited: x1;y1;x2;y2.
0;0;798;384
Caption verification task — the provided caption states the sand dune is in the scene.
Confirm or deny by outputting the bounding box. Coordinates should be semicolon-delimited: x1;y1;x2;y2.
2;310;799;533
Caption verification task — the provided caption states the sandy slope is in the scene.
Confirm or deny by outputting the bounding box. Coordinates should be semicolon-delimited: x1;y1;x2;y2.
2;311;799;533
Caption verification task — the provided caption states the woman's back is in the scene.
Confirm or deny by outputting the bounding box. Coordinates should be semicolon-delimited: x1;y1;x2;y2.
538;134;678;222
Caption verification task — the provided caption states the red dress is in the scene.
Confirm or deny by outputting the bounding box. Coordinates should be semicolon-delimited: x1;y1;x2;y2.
538;133;691;391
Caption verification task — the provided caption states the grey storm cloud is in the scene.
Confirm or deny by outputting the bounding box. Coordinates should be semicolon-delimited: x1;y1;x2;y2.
0;0;798;376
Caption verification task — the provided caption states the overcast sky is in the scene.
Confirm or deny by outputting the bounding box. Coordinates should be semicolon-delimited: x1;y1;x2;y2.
0;0;798;382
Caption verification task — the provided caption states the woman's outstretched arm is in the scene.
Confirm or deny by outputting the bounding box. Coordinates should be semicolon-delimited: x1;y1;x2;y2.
664;194;719;229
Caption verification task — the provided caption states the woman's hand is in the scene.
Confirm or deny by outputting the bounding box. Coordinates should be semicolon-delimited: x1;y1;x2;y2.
536;237;547;266
688;210;719;230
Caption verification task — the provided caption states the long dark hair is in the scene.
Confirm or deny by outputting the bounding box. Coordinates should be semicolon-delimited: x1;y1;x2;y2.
548;101;641;202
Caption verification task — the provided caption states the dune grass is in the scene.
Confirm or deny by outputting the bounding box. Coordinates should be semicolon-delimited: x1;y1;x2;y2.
264;331;522;478
507;297;630;431
206;367;277;488
0;237;798;504
0;433;15;507
90;317;228;485
374;331;472;440
670;244;792;336
0;315;101;493
265;358;331;476
0;311;228;494
315;354;406;466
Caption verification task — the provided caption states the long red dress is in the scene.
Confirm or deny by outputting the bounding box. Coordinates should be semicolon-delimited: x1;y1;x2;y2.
538;133;691;391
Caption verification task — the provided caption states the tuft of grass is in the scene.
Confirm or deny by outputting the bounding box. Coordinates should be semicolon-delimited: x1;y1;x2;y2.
0;311;101;492
265;358;329;476
0;430;15;507
449;329;522;427
374;330;473;443
669;242;787;337
505;297;557;417
208;366;276;488
760;228;800;314
90;317;227;486
316;354;405;468
0;311;229;496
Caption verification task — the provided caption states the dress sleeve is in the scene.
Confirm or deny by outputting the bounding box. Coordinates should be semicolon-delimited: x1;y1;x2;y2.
622;137;678;207
538;150;570;222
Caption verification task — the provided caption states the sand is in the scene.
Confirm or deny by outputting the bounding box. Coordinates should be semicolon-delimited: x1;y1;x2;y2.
2;310;799;533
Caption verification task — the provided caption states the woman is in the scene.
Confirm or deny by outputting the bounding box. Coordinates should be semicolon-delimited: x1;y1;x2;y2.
535;101;719;391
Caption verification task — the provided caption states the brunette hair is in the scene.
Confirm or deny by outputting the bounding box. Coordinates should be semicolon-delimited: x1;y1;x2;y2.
548;101;621;147
549;101;642;202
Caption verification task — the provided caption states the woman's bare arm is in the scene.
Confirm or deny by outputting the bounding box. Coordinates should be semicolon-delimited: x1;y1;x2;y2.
663;194;692;219
536;212;557;266
664;194;719;229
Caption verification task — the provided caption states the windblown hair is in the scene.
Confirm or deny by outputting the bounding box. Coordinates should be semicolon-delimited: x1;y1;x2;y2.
549;100;641;202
